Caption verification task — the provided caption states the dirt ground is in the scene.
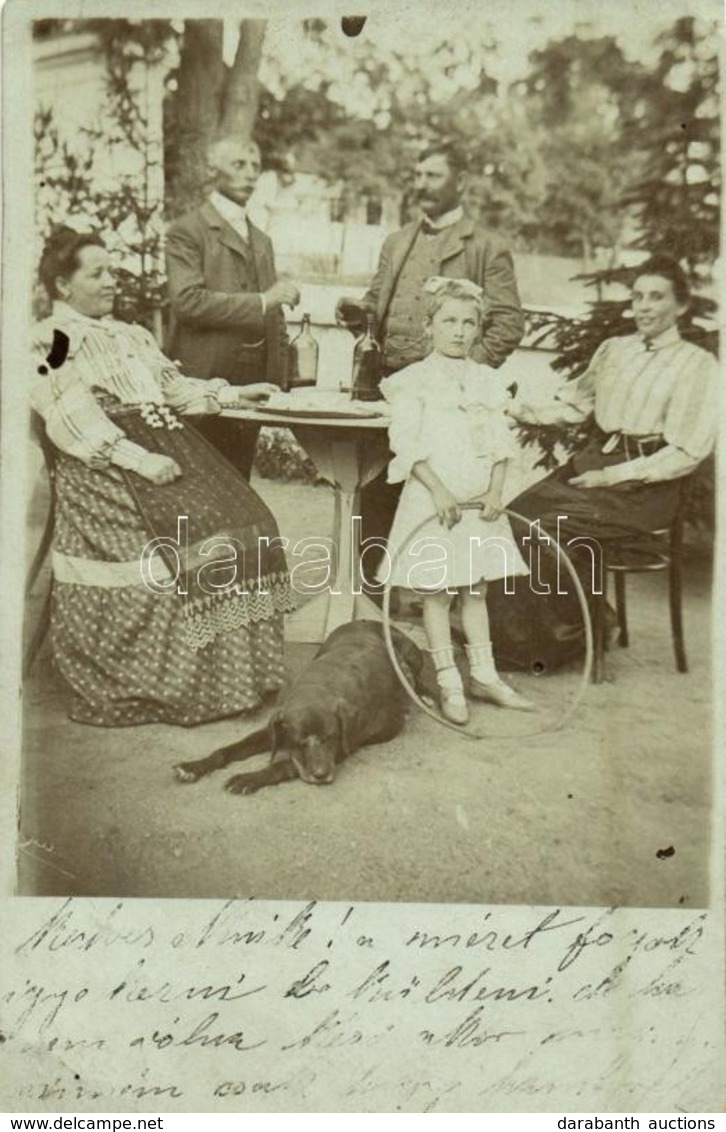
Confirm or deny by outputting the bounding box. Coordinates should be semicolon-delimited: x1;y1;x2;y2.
18;474;714;908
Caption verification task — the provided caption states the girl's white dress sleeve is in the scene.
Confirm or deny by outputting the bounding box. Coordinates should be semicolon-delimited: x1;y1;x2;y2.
380;368;430;484
463;366;520;463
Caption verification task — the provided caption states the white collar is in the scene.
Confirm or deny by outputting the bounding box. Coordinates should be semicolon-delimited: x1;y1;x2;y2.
430;350;470;371
210;190;248;230
638;324;682;351
421;205;464;231
52;301;116;329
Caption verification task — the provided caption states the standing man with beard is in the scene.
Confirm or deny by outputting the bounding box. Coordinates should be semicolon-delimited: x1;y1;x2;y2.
166;137;300;479
336;143;525;583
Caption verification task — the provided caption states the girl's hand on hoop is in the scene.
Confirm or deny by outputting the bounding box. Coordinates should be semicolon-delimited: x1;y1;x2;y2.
432;485;461;529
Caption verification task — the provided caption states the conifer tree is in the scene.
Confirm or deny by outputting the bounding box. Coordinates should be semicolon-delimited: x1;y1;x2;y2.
518;17;718;528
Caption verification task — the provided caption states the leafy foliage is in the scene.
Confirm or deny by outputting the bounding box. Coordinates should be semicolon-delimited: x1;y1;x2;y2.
33;17;720;513
621;17;720;276
523;18;720;529
253;427;319;483
34;23;171;329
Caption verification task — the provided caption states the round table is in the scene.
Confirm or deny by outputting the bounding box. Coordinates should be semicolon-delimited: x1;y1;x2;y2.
221;405;390;644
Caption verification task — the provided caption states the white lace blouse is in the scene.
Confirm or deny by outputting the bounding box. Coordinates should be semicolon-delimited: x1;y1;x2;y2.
380;352;518;487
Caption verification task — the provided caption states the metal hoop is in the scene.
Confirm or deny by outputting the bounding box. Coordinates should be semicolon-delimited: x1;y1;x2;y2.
381;504;593;740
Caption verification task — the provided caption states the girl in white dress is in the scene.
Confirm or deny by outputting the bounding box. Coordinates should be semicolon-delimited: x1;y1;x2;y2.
377;277;533;724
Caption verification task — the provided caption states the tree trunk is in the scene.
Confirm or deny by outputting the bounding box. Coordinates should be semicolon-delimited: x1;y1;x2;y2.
220;19;266;139
581;232;593;274
164;20;226;217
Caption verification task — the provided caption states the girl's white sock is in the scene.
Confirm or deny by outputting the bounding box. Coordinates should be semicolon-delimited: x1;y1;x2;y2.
429;647;464;694
436;666;465;694
465;643;498;684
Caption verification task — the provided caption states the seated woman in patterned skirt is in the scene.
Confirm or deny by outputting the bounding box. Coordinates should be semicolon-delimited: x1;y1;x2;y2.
30;226;296;727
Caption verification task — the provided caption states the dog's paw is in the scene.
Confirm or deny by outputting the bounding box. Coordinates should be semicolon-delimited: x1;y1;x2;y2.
174;762;200;783
225;774;260;796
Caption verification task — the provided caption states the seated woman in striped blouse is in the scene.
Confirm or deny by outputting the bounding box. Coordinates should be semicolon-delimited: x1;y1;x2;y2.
489;253;718;669
30;226;295;728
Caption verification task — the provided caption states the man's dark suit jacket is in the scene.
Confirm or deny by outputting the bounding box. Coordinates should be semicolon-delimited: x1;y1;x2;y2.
361;214;525;369
165;201;287;386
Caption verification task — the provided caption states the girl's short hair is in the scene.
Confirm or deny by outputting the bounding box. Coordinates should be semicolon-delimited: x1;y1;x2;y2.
38;227;105;299
422;276;485;321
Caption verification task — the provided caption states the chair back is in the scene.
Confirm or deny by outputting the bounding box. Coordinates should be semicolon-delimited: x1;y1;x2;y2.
668;473;693;552
29;409;56;477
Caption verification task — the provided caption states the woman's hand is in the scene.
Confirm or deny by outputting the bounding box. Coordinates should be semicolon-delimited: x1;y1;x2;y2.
432;485;461;529
508;398;537;423
476;490;504;520
198;393;223;415
568;469;608;489
138;454;182;485
234;383;279;403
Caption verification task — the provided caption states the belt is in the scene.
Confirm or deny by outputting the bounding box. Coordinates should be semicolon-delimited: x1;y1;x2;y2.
601;432;665;459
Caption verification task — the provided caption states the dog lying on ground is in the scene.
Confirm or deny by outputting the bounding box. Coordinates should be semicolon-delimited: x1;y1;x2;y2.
174;620;424;795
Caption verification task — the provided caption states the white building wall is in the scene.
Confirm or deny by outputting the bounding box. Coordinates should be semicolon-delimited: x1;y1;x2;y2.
34;31;167;335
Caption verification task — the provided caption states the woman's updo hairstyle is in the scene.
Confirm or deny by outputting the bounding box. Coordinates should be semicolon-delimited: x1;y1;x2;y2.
633;253;691;307
38;227;105;300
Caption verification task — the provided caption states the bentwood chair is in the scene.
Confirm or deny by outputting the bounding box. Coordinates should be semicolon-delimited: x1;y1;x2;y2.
591;477;692;684
23;411;56;678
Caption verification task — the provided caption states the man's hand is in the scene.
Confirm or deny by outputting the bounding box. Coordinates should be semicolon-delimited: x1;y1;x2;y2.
335;296;368;331
476;490;504;520
568;469;608;489
137;454;182;485
263;281;300;310
431;485;462;530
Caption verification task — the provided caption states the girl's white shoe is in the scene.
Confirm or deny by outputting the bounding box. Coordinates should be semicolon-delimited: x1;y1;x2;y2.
469;675;535;712
438;686;469;725
435;662;469;725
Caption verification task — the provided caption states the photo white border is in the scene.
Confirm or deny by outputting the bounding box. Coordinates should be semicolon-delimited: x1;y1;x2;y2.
1;0;724;1112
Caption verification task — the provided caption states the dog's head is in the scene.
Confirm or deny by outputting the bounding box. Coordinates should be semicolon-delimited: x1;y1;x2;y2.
269;701;351;786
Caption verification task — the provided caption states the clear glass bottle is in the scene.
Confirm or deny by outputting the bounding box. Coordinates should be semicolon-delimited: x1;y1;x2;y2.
351;313;381;401
288;313;319;389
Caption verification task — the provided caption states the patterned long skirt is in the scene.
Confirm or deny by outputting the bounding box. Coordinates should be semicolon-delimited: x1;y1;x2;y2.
50;417;296;727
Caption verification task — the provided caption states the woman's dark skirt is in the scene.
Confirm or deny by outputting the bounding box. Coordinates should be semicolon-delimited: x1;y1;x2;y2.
487;440;682;672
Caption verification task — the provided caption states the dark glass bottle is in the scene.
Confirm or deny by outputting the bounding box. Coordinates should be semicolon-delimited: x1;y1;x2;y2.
351;313;381;401
288;313;319;389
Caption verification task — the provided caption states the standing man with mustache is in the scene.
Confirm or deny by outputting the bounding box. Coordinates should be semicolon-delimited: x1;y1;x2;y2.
336;142;525;584
166;137;300;479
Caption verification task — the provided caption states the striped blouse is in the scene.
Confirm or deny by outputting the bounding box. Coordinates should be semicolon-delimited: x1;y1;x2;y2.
31;302;231;471
518;326;718;484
